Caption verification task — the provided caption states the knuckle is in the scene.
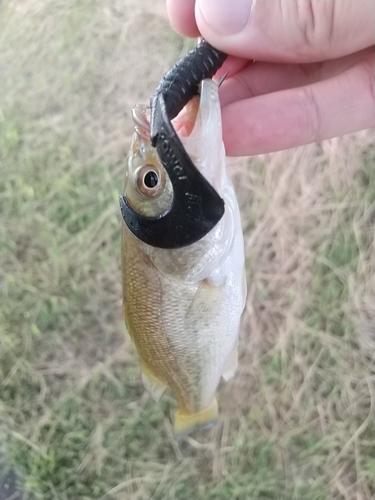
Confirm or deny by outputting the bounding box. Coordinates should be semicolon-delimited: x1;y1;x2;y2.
296;0;318;46
232;73;256;100
300;86;321;142
283;0;336;57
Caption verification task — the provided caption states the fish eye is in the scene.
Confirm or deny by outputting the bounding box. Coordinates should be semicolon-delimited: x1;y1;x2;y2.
134;164;164;197
144;170;158;188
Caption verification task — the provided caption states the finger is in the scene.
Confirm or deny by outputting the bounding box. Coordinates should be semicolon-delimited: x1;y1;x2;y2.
195;0;375;63
166;0;199;37
219;47;374;107
214;55;250;81
221;54;375;156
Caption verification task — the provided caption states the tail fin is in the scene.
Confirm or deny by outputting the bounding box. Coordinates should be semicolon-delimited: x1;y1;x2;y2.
173;398;219;438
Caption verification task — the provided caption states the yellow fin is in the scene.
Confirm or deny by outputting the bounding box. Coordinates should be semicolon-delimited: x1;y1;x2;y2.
173;398;219;438
221;346;238;382
140;361;167;402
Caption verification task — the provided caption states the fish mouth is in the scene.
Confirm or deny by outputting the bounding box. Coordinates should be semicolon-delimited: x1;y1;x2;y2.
120;40;227;249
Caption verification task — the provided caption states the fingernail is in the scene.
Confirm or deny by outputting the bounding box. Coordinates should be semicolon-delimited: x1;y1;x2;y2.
198;0;254;35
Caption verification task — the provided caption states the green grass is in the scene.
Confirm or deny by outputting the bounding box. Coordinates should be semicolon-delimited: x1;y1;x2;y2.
1;2;375;499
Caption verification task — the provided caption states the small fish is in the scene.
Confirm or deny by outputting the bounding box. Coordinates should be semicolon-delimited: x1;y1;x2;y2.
120;77;246;437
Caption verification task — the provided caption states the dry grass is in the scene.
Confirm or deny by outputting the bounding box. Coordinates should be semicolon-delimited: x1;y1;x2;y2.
1;1;375;499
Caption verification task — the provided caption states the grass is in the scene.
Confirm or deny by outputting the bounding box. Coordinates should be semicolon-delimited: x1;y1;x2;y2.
1;1;375;499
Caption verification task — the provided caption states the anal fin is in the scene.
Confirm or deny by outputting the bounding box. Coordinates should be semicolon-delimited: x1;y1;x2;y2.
173;398;218;438
221;346;238;382
140;360;167;402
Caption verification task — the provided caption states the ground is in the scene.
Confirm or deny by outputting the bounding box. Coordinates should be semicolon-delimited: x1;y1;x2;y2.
0;1;374;499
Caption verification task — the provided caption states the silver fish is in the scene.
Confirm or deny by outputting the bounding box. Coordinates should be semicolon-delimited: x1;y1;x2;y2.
121;79;246;436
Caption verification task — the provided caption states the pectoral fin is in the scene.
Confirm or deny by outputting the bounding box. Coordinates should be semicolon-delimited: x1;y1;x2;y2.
221;345;238;381
140;360;167;402
173;398;219;438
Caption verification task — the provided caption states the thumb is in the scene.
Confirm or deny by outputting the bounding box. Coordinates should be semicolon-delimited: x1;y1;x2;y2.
195;0;375;63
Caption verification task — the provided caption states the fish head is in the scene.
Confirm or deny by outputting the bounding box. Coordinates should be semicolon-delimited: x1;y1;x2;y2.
124;80;226;223
124;105;173;218
136;80;241;282
121;80;225;249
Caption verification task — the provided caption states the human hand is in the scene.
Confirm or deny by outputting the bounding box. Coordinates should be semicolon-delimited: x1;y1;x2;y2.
167;0;375;156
